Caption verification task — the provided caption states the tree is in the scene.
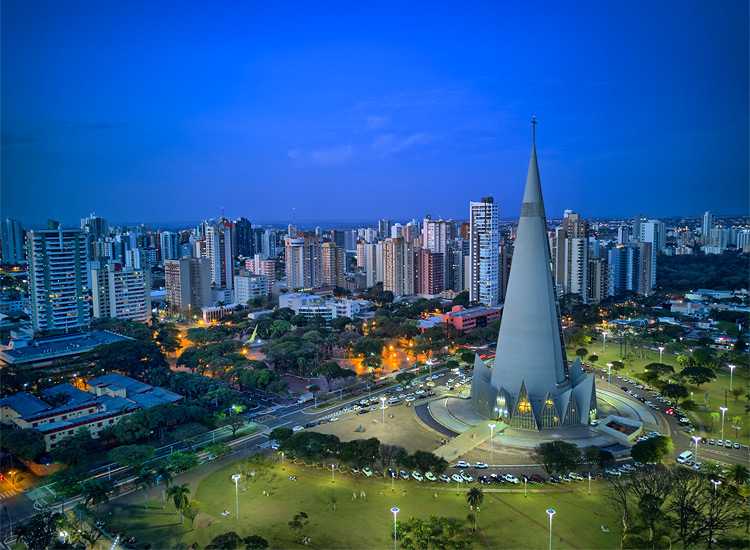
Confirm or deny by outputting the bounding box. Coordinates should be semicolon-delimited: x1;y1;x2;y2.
725;463;749;488
1;428;45;461
352;337;385;357
270;320;292;338
135;467;157;509
460;351;475;364
49;466;86;498
609;360;625;374
379;444;401;473
207;531;244;550
244;534;270;550
86;339;169;382
16;507;64;550
81;478;113;519
268;427;294;443
680;366;716;388
532;441;581;476
205;441;232;459
661;383;689;404
219;414;248;438
395;371;417;385
108;444;156;469
167;483;191;523
644;362;674;378
288;511;309;542
51;426;95;466
155;461;173;509
588;354;599;364
394;514;473;550
184;500;204;530
575;348;588;359
630;435;674;464
466;487;484;530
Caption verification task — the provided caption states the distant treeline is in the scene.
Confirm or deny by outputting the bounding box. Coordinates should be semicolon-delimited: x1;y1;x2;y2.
657;250;749;291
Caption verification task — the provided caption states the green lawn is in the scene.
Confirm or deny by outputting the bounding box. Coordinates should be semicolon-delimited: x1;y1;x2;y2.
111;460;623;549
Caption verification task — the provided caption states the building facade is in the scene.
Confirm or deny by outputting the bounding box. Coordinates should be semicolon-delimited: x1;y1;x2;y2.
321;242;345;287
164;258;212;313
91;262;151;322
285;236;323;289
383;238;413;297
469;197;500;306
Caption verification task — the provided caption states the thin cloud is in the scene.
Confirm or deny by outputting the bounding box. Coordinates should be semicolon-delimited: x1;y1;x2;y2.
371;132;437;156
287;145;354;165
366;115;390;130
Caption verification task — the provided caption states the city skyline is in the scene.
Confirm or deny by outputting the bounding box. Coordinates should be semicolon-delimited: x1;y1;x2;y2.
2;2;748;226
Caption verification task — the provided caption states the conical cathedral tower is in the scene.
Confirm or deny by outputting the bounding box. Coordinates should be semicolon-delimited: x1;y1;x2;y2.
470;120;596;430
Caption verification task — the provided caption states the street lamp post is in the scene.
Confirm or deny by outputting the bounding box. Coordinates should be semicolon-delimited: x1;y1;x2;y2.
728;364;735;392
588;473;591;496
602;331;607;352
391;507;400;550
607;363;612;386
547;509;556;550
658;346;664;363
232;474;241;519
524;477;527;497
331;464;335;483
719;407;728;440
692;436;700;464
391;471;395;492
282;452;285;471
488;423;495;463
381;396;386;429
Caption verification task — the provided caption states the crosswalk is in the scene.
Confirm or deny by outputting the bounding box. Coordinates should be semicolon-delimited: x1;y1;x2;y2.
0;489;17;499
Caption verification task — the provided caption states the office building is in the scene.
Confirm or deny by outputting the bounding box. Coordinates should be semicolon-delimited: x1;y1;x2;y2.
206;221;234;289
159;231;180;261
701;211;715;239
469;197;500;306
1;218;25;264
27;229;90;332
414;249;444;295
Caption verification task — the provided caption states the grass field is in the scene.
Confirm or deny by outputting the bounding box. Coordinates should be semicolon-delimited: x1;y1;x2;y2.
109;460;623;549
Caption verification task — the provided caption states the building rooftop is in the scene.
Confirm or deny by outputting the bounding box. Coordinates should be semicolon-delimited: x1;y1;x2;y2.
0;392;50;417
40;383;93;407
128;387;182;409
447;305;503;318
0;331;131;365
87;373;151;396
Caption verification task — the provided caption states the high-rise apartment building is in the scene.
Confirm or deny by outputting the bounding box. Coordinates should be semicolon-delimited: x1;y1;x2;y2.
586;257;609;302
701;211;715;240
383;238;413;297
285;236;322;289
321;242;345;287
206;221;234;289
378;219;391;239
261;229;277;258
499;244;514;301
234;271;268;304
245;254;276;293
80;213;108;240
550;210;589;301
91;262;151;322
469;197;500;306
414;249;443;295
159;231;180;261
164;258;212;313
363;243;384;288
27;229;90;331
1;218;25;264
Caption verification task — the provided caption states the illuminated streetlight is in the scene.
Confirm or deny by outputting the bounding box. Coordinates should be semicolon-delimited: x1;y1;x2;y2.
602;331;607;352
391;507;400;550
547;509;556;550
658;346;664;363
711;479;721;496
719;407;728;440
607;363;612;386
232;474;241;518
692;436;700;464
281;452;285;471
588;473;591;496
488;423;495;463
381;396;387;428
728;364;736;391
331;464;335;483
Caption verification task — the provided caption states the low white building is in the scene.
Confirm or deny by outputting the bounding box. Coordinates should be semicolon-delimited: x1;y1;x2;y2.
279;293;363;321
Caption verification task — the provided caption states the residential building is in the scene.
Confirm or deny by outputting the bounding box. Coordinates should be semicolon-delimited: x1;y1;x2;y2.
469;197;500;306
586;257;609;302
261;229;277;258
363;242;384;288
91;262;151;322
378;219;391;239
701;211;715;240
321;242;345;287
441;304;503;333
245;254;276;293
383;238;413;297
285;236;323;289
164;258;212;313
234;271;268;304
279;293;363;321
206;221;234;289
414;249;444;295
159;231;180;261
1;218;25;264
27;229;90;332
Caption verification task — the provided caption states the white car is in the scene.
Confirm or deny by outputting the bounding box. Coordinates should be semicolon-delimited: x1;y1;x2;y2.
439;474;451;483
456;461;470;468
412;471;424;482
405;396;416;402
293;425;304;432
362;467;373;477
475;462;488;469
328;416;340;422
451;474;463;483
425;472;437;482
460;471;473;483
503;474;519;484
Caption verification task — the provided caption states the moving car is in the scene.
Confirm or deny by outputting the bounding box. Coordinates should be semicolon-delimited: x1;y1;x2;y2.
475;462;488;469
456;461;470;468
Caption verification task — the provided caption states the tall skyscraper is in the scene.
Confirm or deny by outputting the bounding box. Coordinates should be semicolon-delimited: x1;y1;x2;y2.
363;243;383;288
586;257;609;302
550;210;589;301
234;217;254;258
378;219;391;239
159;231;180;261
321;242;345;287
261;229;277;258
91;262;151;322
206;221;234;289
1;218;25;264
701;211;715;239
469;197;500;306
285;236;323;289
471;123;595;430
414;249;444;295
27;229;90;332
165;258;212;313
383;238;413;297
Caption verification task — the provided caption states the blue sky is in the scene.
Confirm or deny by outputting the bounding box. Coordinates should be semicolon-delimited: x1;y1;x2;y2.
2;1;747;227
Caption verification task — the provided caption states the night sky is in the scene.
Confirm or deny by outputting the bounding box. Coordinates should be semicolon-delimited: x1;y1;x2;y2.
2;2;748;228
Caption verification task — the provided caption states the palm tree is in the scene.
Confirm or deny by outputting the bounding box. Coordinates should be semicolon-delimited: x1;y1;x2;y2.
167;483;191;524
135;467;157;509
725;464;749;488
80;479;112;520
701;461;724;479
466;487;484;531
155;462;173;509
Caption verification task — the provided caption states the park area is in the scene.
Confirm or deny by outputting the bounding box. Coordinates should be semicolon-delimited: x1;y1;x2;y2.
104;458;623;549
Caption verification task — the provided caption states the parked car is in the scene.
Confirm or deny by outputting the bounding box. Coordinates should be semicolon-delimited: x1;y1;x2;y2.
350;467;359;474
425;472;437;482
531;474;546;484
460;471;474;483
439;474;451;483
490;473;505;484
456;461;470;468
451;474;463;483
475;462;488;469
549;475;560;484
478;475;491;485
503;474;519;484
387;468;396;479
293;425;304;432
399;470;409;480
412;471;424;482
362;467;373;477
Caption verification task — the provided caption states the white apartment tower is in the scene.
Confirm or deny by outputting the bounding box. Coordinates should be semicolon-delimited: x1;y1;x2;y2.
27;229;91;331
91;262;151;322
1;218;25;264
383;238;413;297
285;236;323;289
206;222;234;289
469;197;500;306
363;243;384;288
